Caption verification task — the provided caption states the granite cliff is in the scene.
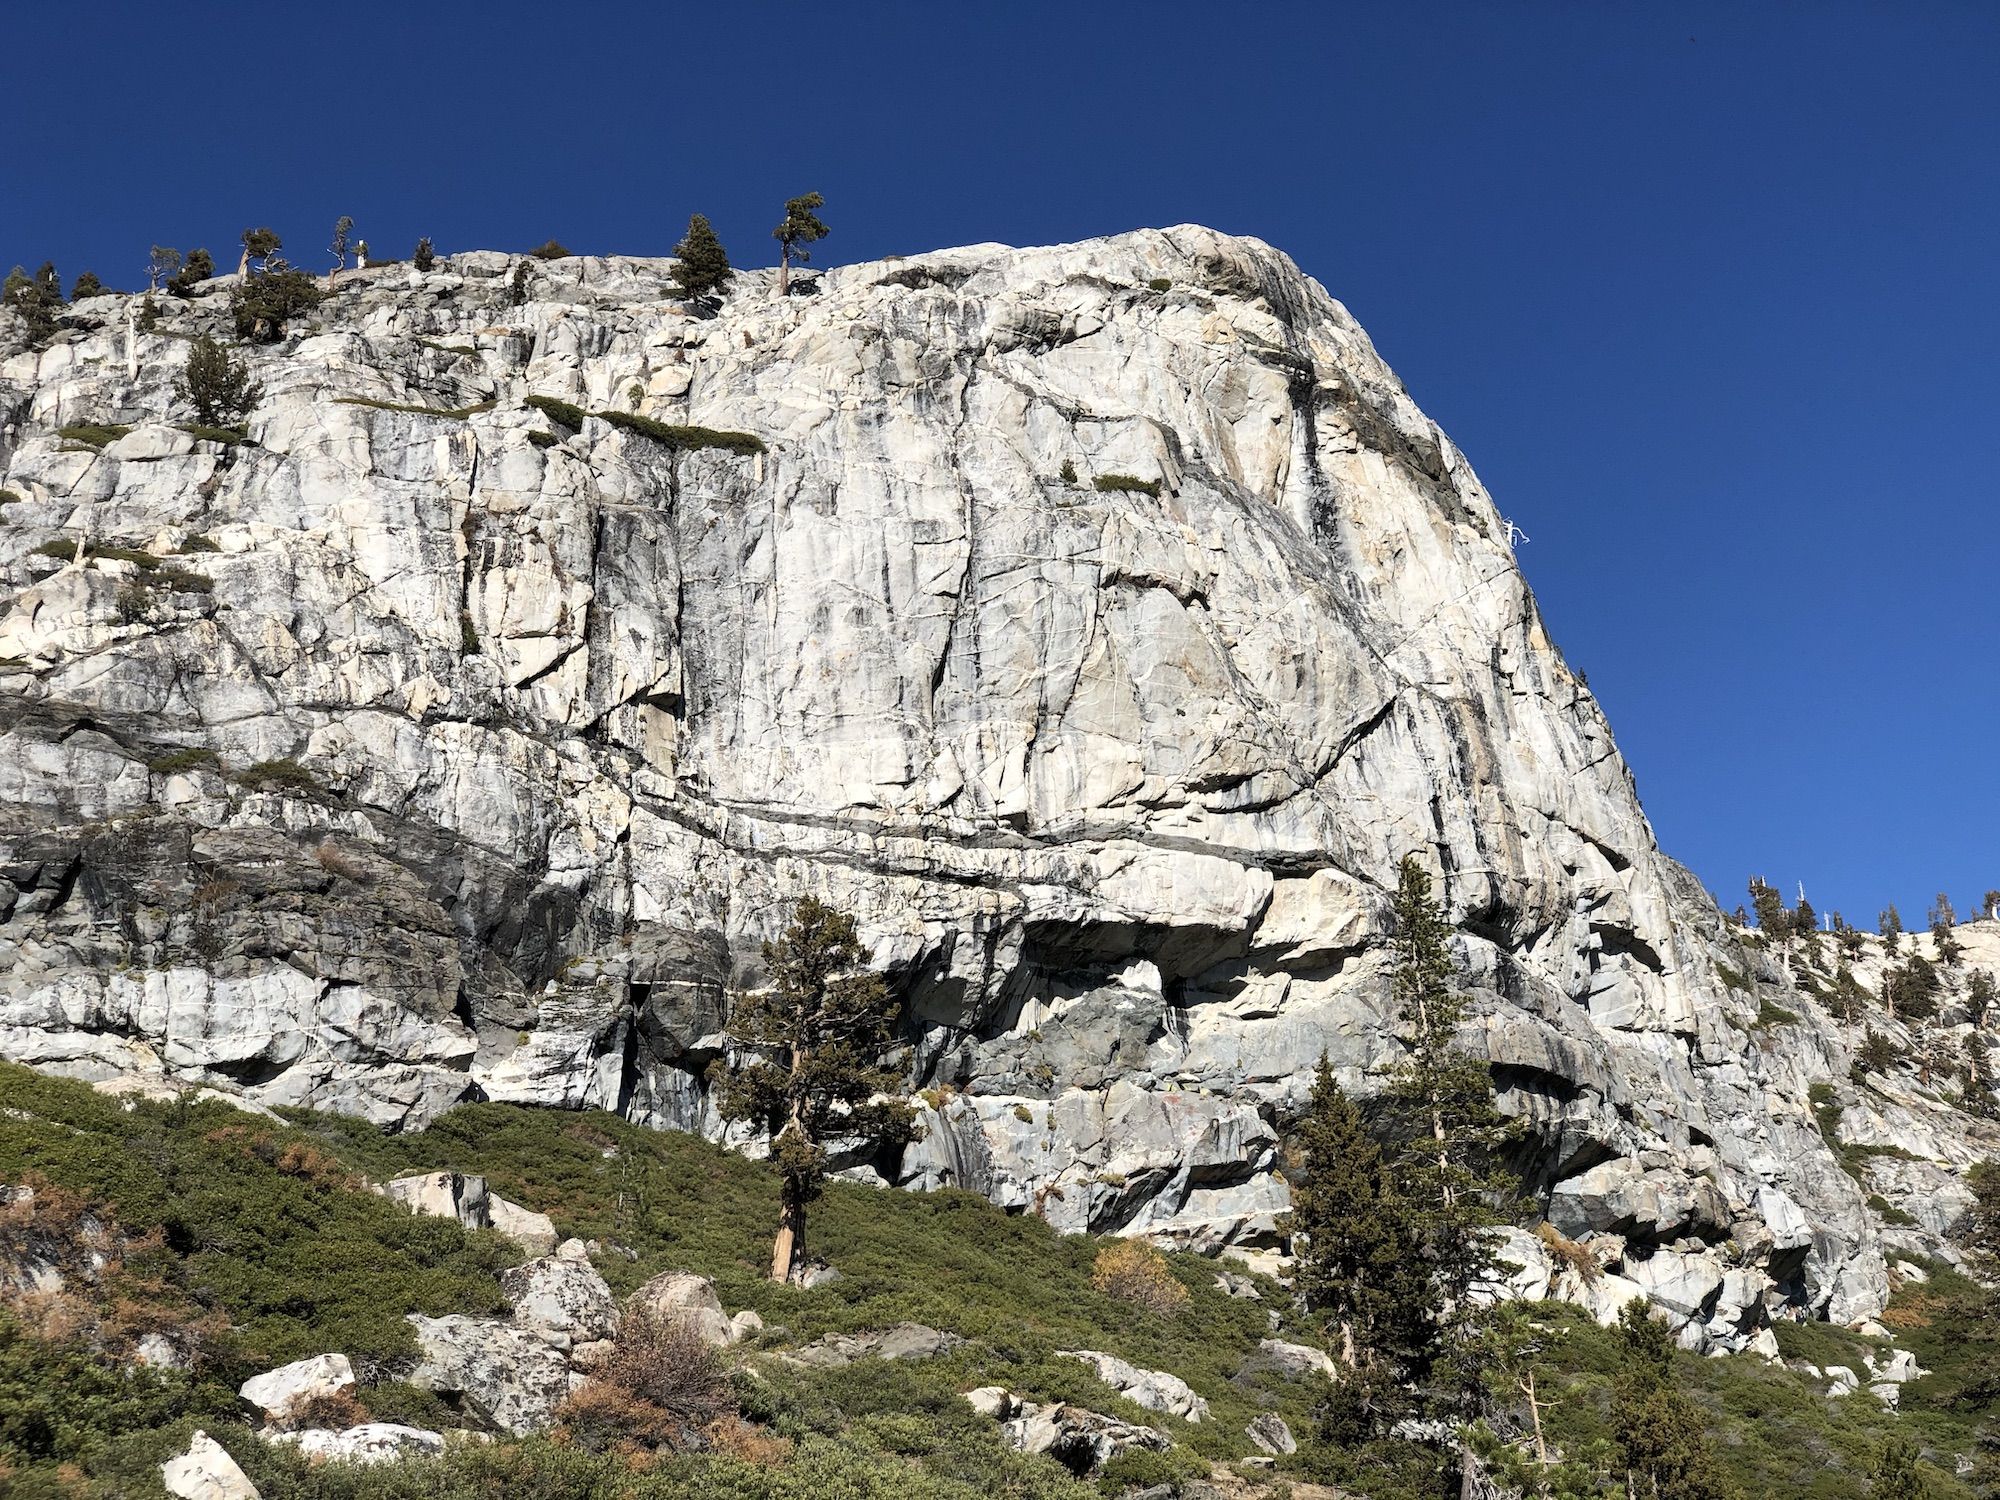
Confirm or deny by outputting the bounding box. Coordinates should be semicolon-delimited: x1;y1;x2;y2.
2;227;1992;1351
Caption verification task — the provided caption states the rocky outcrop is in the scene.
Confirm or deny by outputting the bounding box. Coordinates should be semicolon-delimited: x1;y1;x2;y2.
1058;1349;1210;1421
4;227;1995;1345
971;1387;1172;1475
501;1240;619;1351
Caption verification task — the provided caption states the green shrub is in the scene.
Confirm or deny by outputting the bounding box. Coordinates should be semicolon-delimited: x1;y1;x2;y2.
147;747;221;775
1755;998;1802;1029
528;430;559;450
1147;278;1173;292
596;409;765;455
0;488;20;504
55;423;132;449
460;610;480;654
413;237;437;272
1868;1193;1919;1227
1092;473;1161;498
33;539;159;568
524;394;586;430
233;758;329;797
529;239;574;260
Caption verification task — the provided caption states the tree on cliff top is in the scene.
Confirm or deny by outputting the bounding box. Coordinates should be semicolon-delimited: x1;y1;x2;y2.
669;214;733;308
772;191;828;296
710;897;914;1282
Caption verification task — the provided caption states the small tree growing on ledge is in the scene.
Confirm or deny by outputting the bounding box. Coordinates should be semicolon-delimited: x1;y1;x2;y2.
710;896;914;1282
176;335;260;428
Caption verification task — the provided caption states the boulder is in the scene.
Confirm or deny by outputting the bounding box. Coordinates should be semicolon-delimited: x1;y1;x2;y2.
406;1314;578;1435
238;1352;356;1423
488;1194;559;1257
1245;1411;1297;1455
275;1424;445;1464
502;1249;619;1351
1057;1349;1209;1422
1256;1338;1338;1381
627;1270;736;1347
382;1172;489;1230
965;1386;1017;1420
160;1430;259;1500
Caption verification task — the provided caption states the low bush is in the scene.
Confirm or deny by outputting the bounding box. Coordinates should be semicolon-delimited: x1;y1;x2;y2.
33;539;159;568
232;758;329;798
529;240;574;260
146;748;221;775
1146;278;1173;292
1091;473;1161;498
595;409;764;455
177;534;221;553
524;394;586;430
54;423;131;449
528;430;559;450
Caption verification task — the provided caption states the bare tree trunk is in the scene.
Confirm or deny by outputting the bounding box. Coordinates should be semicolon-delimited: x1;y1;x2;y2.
777;246;790;297
770;1210;797;1282
238;245;249;279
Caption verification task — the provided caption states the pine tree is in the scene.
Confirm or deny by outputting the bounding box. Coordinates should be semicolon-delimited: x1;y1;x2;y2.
1931;894;1962;966
1285;1060;1425;1373
1966;1159;2000;1265
1968;970;1997;1027
772;191;829;296
1873;1435;1932;1500
1880;905;1904;959
1382;855;1516;1420
239;226;282;277
413;237;436;273
168;248;214;299
146;245;183;294
1855;1028;1901;1076
175;335;260;428
70;271;105;300
669;214;733;307
1611;1302;1738;1500
329;215;355;284
709;897;914;1281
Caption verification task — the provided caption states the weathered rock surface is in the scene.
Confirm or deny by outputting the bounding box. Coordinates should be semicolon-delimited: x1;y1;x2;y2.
405;1313;578;1434
381;1172;489;1228
1058;1348;1210;1421
4;228;1996;1345
273;1423;445;1464
160;1430;259;1500
626;1269;737;1347
501;1242;619;1351
237;1352;356;1423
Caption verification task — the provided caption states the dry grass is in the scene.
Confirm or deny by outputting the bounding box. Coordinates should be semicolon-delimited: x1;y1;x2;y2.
1091;1240;1190;1317
1535;1221;1601;1283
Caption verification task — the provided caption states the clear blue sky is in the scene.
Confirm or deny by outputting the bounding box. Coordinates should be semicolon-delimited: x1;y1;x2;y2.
7;1;1996;928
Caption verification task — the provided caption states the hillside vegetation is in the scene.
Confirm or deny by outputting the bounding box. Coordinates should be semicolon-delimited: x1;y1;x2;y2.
1;1064;1994;1499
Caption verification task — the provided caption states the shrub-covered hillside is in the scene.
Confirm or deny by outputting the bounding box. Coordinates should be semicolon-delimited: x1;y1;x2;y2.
0;1063;1994;1499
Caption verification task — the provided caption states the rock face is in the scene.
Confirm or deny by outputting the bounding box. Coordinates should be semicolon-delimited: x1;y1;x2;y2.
4;228;1996;1342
